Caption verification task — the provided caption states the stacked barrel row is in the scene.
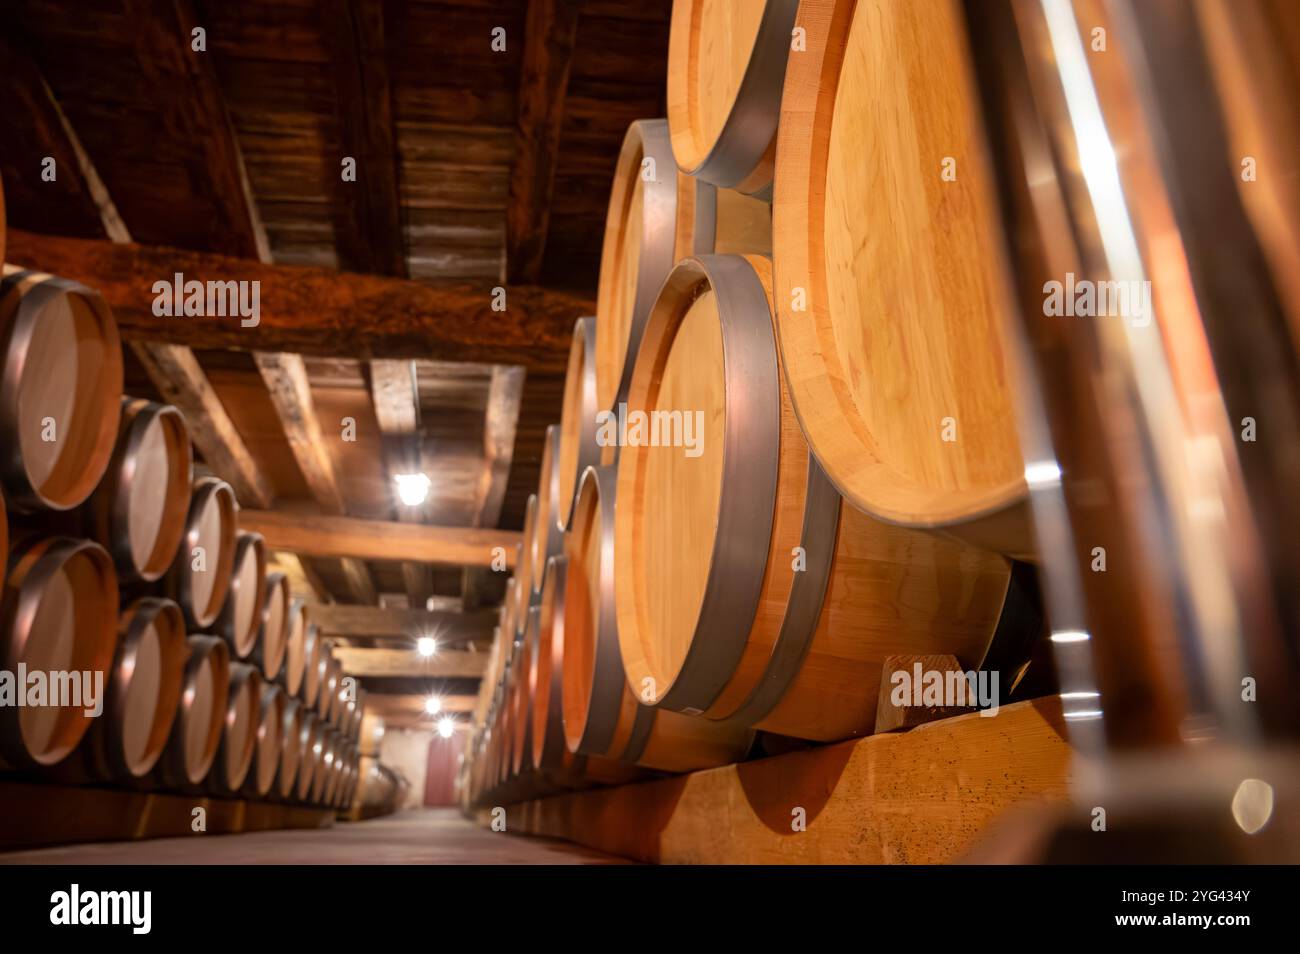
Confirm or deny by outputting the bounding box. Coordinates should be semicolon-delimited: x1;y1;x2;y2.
461;0;1043;809
0;193;371;814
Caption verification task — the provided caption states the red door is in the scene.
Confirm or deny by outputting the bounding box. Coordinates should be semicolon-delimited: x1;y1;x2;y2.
423;735;460;806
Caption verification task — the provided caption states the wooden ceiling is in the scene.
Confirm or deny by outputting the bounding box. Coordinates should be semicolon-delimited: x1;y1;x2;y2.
0;0;672;700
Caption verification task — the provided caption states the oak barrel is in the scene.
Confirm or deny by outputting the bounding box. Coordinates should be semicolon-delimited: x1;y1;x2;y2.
209;661;261;794
278;598;310;697
0;537;119;769
254;570;290;681
86;399;192;582
214;530;267;660
0;266;124;511
557;318;601;531
241;681;284;798
275;694;305;801
156;634;230;789
614;255;1012;740
528;426;564;596
78;597;186;781
167;477;237;630
531;555;644;786
295;710;321;803
772;0;1031;556
666;0;799;195
562;464;752;771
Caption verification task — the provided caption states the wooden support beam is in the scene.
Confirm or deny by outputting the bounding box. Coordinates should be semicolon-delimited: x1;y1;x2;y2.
323;0;407;277
506;0;582;282
119;0;270;261
4;231;590;371
133;343;274;508
269;552;330;604
365;694;477;716
463;364;525;607
500;699;1072;864
238;510;520;567
333;647;487;679
310;604;496;642
254;352;377;603
369;358;435;606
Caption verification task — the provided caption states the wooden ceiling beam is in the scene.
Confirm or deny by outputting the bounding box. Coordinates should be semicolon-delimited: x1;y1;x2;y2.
462;364;525;608
323;0;407;277
369;358;435;607
310;604;497;642
333;647;487;679
4;231;589;371
506;0;582;282
238;510;520;567
365;694;478;716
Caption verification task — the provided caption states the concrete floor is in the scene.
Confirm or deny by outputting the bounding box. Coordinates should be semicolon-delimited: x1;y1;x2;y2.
0;808;628;865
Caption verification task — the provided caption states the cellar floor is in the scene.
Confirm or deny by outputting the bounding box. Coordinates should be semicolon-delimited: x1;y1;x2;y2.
0;808;627;865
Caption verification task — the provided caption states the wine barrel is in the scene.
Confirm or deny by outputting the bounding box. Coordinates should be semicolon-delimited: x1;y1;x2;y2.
294;711;321;803
558;318;600;531
595;120;679;419
359;708;385;757
167;477;237;630
0;537;119;769
614;255;1013;740
0;489;7;593
772;0;1031;557
311;728;337;804
75;597;186;782
531;556;644;786
316;647;338;719
666;0;799;196
85;399;192;582
510;606;539;777
300;621;323;709
241;682;284;798
275;694;304;801
214;531;266;660
498;580;518;655
209;661;261;795
514;501;538;630
253;571;290;681
278;598;310;697
562;465;753;771
0;266;124;511
156;635;230;789
528;426;564;596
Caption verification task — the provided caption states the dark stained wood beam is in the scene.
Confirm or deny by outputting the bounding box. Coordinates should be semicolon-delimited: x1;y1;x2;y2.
506;0;582;282
322;0;407;276
119;0;270;261
238;510;521;567
365;694;477;716
310;604;497;642
4;231;589;371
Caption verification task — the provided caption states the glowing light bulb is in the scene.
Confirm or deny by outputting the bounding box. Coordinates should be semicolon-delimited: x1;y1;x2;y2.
437;717;456;738
395;472;432;506
416;636;437;657
424;696;442;715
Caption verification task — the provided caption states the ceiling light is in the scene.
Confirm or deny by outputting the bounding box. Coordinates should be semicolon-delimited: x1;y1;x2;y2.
416;636;437;657
424;696;442;715
394;472;432;507
437;717;456;738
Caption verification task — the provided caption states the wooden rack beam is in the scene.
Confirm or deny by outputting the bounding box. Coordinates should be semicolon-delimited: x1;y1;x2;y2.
239;510;519;567
490;699;1072;865
309;604;497;642
333;647;487;679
